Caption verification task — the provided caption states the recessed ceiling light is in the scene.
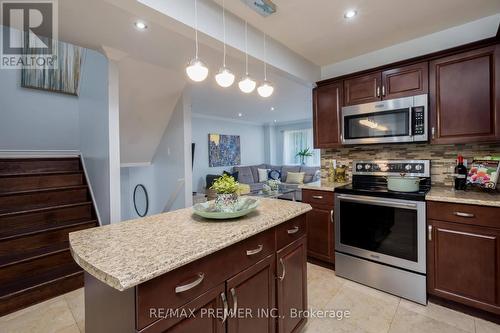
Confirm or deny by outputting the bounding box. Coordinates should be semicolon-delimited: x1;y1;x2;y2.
273;119;277;123
134;21;148;30
344;10;357;19
238;113;243;117
270;107;275;111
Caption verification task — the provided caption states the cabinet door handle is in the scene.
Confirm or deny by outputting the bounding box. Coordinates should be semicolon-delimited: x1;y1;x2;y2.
230;288;238;315
278;258;286;281
330;210;334;223
428;225;432;241
246;245;263;256
431;127;435;139
382;85;386;96
376;86;380;97
312;195;323;199
454;212;475;218
220;292;228;323
287;226;299;234
175;273;204;293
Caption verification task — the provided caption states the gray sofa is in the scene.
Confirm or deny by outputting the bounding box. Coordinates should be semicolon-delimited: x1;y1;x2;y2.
233;164;320;201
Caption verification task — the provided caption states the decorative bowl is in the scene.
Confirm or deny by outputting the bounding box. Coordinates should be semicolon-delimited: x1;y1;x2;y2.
193;197;259;220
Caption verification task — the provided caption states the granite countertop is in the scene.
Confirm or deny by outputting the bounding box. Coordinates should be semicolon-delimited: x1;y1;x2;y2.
299;180;350;192
426;186;500;207
69;198;312;291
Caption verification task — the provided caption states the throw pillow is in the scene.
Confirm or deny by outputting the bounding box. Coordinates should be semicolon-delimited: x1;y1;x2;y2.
223;170;239;181
268;169;281;181
258;168;270;182
286;172;305;184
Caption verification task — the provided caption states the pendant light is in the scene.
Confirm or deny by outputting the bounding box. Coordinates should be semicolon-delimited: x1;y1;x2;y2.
238;21;256;94
257;33;274;98
215;0;235;88
186;0;208;82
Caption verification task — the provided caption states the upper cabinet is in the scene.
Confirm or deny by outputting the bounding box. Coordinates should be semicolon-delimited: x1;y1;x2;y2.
381;62;428;100
429;45;500;144
342;62;428;106
343;72;381;106
313;82;342;148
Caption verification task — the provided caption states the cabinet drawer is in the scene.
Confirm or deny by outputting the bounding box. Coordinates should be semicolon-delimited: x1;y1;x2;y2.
276;214;306;250
427;201;500;228
302;190;334;207
136;228;275;330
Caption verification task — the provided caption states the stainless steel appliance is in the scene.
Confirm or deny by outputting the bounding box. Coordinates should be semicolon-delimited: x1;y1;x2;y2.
334;160;431;304
341;94;428;145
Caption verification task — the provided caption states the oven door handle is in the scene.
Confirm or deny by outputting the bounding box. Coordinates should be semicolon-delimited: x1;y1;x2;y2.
336;195;418;209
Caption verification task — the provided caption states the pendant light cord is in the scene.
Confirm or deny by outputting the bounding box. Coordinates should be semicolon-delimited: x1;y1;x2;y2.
194;0;199;59
245;21;248;75
222;0;227;67
263;33;267;81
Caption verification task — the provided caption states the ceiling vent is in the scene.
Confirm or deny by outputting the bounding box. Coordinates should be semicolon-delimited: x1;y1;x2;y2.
241;0;276;17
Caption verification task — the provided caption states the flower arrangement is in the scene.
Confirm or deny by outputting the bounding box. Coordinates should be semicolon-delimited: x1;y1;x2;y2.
296;148;313;165
210;174;239;194
210;174;240;212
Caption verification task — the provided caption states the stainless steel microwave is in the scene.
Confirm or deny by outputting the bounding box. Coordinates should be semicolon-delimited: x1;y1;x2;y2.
341;94;428;145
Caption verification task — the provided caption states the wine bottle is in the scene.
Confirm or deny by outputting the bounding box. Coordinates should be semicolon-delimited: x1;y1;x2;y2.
454;155;467;190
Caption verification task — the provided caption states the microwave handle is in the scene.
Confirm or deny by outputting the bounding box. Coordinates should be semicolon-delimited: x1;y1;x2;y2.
409;107;413;136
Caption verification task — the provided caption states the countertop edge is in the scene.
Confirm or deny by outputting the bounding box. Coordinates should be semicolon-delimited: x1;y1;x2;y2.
425;195;500;208
70;204;312;291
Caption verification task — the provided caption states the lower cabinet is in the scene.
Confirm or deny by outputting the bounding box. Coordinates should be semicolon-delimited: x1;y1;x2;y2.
427;202;500;315
302;189;335;264
227;255;276;333
277;237;308;333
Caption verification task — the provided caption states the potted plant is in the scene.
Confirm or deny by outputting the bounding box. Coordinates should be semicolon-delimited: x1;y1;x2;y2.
296;148;313;165
210;174;240;212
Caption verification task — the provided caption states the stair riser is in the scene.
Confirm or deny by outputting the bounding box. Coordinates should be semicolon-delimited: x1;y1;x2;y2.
0;251;78;285
0;204;93;235
0;222;95;257
0;272;83;316
0;188;88;213
0;159;81;175
0;174;84;193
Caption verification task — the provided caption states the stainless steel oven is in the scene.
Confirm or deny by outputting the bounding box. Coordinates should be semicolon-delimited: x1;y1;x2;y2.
341;94;428;145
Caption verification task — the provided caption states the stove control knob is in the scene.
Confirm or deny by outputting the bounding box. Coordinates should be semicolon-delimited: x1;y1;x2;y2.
365;164;371;170
415;164;423;171
357;164;363;170
405;164;412;171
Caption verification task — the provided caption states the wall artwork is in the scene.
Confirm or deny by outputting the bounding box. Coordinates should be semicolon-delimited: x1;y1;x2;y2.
21;40;85;96
208;133;241;167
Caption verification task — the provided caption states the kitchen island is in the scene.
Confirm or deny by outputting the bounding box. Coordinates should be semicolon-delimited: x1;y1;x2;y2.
69;198;312;333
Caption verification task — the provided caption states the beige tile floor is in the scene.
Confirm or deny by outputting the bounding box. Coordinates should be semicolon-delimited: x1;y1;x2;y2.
1;264;499;333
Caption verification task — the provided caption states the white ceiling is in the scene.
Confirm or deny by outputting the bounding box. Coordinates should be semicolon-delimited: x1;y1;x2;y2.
57;0;312;163
216;0;500;66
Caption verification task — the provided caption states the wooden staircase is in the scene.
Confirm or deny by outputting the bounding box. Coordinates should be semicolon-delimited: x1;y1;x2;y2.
0;157;98;316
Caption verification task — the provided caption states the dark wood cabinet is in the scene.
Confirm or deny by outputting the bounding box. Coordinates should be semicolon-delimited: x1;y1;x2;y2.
227;255;275;333
163;284;226;333
276;237;307;333
302;190;335;264
343;72;381;106
427;202;500;315
381;62;428;100
429;45;500;144
313;82;342;148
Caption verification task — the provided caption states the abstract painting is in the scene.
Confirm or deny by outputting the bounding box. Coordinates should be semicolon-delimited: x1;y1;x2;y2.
208;134;241;167
21;40;85;96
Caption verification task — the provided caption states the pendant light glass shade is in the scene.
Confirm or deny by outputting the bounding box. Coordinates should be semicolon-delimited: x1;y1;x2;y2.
186;58;209;82
239;75;256;93
215;66;235;88
186;0;208;82
257;80;274;98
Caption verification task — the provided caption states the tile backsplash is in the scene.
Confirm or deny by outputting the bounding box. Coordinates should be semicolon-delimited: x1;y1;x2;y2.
321;143;500;186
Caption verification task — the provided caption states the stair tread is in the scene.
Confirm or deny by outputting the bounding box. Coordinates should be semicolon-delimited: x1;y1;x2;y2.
0;170;83;178
0;218;97;241
0;185;88;197
0;263;82;298
0;243;70;268
0;201;93;218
